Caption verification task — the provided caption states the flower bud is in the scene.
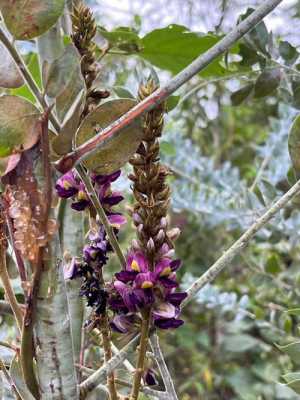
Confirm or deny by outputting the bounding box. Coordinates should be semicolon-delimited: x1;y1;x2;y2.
167;227;181;241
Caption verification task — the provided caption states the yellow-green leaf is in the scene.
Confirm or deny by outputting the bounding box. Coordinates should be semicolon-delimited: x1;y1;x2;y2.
75;99;142;174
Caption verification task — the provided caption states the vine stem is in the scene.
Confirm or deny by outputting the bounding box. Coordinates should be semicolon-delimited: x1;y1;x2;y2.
75;164;126;267
130;309;151;400
55;0;283;173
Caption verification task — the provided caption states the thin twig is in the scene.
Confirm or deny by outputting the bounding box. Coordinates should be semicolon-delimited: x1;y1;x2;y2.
183;178;300;306
150;334;178;400
130;309;151;400
55;0;283;173
0;357;21;399
76;164;126;268
79;334;140;397
0;235;23;332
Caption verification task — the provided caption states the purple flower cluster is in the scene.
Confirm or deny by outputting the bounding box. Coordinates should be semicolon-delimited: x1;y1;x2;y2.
58;170;126;317
56;170;125;221
110;242;187;332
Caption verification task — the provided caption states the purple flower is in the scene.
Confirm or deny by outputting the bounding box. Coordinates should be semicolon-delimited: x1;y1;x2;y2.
110;314;137;333
92;170;121;185
154;318;184;330
144;369;158;386
55;171;79;198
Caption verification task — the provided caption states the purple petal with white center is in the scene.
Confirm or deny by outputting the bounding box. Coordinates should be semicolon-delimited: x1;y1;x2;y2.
114;281;139;311
115;270;137;283
153;302;178;319
108;213;127;227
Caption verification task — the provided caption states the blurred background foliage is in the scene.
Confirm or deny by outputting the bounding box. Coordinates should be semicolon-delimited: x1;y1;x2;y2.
2;0;300;398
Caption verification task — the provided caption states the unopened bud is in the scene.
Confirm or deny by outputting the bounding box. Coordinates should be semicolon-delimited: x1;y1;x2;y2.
155;229;165;243
160;217;167;229
131;239;140;250
133;212;142;225
147;237;155;252
167;227;181;241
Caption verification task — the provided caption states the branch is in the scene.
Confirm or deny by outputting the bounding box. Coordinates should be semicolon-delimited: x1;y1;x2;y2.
0;357;21;399
55;0;283;173
0;238;23;332
79;334;140;398
0;28;60;132
183;178;300;306
150;334;178;400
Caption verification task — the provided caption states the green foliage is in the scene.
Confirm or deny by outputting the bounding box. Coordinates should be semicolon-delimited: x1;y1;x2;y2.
75;99;142;174
0;95;40;158
0;0;65;40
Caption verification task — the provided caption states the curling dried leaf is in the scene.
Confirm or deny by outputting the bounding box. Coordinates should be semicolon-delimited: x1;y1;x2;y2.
288;114;300;175
0;153;21;177
0;42;23;88
0;95;40;157
0;0;65;40
75;98;143;174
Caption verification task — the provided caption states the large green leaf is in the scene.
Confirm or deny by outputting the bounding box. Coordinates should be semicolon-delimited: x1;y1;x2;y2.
75;98;143;174
0;95;40;157
0;0;65;40
140;24;232;77
277;341;300;365
254;69;281;98
288;114;300;176
98;26;142;53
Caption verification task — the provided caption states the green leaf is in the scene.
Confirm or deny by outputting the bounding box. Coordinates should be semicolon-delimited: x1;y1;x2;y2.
45;44;82;99
241;8;269;55
0;42;23;88
279;41;298;64
265;254;281;275
283;379;300;395
140;25;233;77
98;26;142;53
51;89;85;156
231;84;254;106
0;0;65;40
166;95;180;111
0;95;40;157
53;45;86;122
254;68;281;98
292;80;300;109
11;53;42;103
222;334;261;353
160;141;176;156
277;341;300;365
287;308;300;316
288;114;300;175
75;98;143;174
113;86;135;99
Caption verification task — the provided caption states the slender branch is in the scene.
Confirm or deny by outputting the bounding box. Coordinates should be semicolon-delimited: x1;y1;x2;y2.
183;178;300;307
76;164;126;267
55;0;283;173
150;334;178;400
130;309;151;400
0;241;23;332
79;334;140;397
0;357;22;399
0;28;60;133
